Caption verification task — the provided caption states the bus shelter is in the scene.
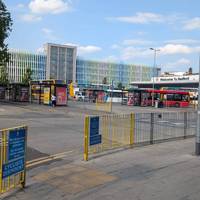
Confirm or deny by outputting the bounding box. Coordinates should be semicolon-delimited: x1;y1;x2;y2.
30;80;67;106
127;88;144;106
0;85;7;100
81;88;106;103
0;84;29;102
8;83;29;102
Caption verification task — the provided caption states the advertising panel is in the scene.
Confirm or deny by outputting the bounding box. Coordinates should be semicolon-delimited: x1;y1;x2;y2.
20;87;29;102
43;87;50;104
56;87;67;105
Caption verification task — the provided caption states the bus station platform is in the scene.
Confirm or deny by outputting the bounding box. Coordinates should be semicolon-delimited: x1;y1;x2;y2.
1;138;200;200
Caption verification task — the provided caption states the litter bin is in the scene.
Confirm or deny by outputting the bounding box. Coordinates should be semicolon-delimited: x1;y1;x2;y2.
158;101;163;108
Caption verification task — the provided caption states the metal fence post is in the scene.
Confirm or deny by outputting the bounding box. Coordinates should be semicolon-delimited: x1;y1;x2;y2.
22;126;28;188
130;113;135;147
150;113;154;144
84;116;89;161
1;130;6;193
196;54;200;155
184;112;187;139
0;130;4;193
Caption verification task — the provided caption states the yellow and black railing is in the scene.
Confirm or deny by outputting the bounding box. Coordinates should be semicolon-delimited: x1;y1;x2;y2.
0;125;27;194
84;113;135;161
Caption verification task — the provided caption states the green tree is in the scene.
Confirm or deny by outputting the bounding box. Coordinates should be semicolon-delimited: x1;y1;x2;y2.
0;1;12;85
117;82;123;90
22;68;32;85
0;65;8;85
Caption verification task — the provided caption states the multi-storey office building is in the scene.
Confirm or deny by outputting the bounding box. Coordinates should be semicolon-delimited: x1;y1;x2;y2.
7;51;46;83
76;59;159;88
6;43;160;87
45;43;77;83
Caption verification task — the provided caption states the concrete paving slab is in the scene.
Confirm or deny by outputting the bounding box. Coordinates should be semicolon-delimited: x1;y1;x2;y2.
1;138;200;200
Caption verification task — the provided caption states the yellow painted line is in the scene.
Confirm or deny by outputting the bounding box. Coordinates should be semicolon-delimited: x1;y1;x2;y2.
26;155;65;168
26;150;75;168
27;150;74;164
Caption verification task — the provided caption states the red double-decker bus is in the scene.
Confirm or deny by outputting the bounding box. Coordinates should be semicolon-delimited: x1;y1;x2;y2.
128;89;190;108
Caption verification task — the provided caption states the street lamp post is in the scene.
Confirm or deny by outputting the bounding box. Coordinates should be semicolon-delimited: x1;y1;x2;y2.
150;48;160;107
196;54;200;155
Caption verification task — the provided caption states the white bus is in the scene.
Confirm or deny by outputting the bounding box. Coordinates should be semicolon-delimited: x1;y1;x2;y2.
106;89;128;103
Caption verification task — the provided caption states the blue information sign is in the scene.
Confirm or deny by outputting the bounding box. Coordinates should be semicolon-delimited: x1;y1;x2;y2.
2;128;26;179
2;158;25;179
90;134;102;146
90;117;102;146
8;129;26;161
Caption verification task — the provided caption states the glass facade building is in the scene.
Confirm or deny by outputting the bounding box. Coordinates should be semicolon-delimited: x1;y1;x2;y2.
76;59;159;88
7;51;46;83
6;44;160;87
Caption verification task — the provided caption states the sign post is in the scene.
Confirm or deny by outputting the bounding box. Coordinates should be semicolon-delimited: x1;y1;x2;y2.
196;54;200;155
110;80;114;113
84;116;102;161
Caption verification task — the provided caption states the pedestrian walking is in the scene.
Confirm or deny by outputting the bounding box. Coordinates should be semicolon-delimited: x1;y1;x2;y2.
51;94;56;107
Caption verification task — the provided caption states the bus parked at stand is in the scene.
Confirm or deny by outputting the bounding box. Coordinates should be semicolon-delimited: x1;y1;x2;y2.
128;89;190;108
106;89;128;103
160;87;198;107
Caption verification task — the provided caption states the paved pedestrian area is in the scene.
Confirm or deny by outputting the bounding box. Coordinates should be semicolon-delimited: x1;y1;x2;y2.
1;138;200;200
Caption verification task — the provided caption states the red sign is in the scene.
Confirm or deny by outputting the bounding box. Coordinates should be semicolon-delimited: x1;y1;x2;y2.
56;87;67;105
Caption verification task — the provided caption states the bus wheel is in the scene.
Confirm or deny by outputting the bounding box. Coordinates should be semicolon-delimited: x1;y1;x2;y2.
175;102;180;107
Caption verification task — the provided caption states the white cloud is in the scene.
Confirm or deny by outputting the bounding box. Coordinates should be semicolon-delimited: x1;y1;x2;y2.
116;44;200;62
121;47;151;60
158;44;200;55
29;0;71;14
42;28;52;34
108;12;164;24
160;44;193;55
165;58;191;69
64;42;102;55
165;39;200;45
78;45;102;55
36;46;44;53
42;28;57;40
64;42;78;47
123;39;152;46
183;17;200;30
20;14;42;22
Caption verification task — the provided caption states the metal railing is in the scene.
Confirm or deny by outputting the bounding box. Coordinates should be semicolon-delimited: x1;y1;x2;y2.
84;114;133;161
134;112;196;145
0;126;27;194
84;111;196;160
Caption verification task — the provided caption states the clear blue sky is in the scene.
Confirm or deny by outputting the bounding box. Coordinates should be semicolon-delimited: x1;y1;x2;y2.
5;0;200;72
